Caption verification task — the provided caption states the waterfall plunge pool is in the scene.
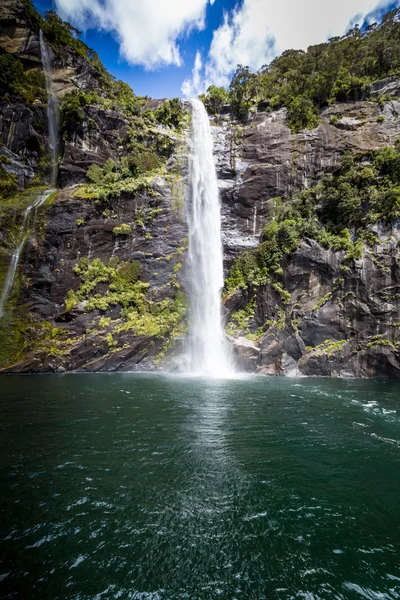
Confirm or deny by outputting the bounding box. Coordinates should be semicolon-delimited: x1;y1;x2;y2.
1;373;399;599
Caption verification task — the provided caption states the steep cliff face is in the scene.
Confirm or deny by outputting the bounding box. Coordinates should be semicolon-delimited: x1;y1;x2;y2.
0;0;399;377
214;100;400;378
0;0;190;372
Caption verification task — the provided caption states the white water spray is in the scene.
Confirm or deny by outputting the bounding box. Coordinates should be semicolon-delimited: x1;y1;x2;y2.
40;30;59;185
0;191;52;319
186;99;233;377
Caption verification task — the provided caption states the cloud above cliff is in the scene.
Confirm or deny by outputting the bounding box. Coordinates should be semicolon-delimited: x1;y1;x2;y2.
182;0;400;95
54;0;214;69
51;0;400;97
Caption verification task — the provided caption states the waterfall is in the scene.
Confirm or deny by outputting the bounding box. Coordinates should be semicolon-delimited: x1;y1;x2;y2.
0;191;52;319
39;30;59;185
186;99;233;377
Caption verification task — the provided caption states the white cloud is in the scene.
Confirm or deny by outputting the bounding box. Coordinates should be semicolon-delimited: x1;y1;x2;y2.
54;0;213;69
183;0;400;95
181;51;203;98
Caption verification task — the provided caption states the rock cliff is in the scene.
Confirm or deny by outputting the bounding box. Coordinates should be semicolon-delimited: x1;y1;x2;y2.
0;0;399;377
214;100;400;378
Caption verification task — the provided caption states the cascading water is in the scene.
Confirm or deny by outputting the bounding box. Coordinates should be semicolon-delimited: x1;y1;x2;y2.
186;99;233;377
0;33;58;320
0;191;52;319
39;30;59;185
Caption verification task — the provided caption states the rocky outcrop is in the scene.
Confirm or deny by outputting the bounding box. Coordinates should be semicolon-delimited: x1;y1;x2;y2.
1;169;188;372
214;99;400;242
0;0;105;95
212;100;400;378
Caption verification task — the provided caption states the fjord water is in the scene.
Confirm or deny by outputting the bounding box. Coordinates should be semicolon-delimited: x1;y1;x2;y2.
187;99;232;376
1;375;399;599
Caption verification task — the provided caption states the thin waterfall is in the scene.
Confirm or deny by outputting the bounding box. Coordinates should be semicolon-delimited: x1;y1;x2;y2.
0;32;57;320
186;99;233;377
0;191;52;319
39;30;59;185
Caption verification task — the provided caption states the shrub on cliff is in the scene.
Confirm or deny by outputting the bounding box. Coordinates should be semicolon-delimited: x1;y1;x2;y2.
113;224;132;236
154;99;186;131
200;86;229;114
0;51;46;105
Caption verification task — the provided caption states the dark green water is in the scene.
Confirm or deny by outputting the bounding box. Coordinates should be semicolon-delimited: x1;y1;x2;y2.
0;375;399;600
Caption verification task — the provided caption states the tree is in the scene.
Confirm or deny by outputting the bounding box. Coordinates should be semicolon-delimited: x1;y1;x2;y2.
229;65;258;119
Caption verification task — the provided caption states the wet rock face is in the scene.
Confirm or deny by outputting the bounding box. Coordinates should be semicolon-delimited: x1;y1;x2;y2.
59;107;130;188
214;98;400;243
3;173;188;373
0;102;46;187
212;101;400;379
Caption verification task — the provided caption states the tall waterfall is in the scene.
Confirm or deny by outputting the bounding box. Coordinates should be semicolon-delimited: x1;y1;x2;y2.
40;30;59;185
0;191;51;319
186;99;233;377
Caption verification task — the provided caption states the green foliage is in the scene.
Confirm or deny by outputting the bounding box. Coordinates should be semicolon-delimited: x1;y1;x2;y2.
365;335;396;350
60;90;100;138
0;51;46;105
70;257;143;312
66;257;187;341
60;85;148;138
229;65;258;119
125;145;162;176
111;80;146;116
305;339;347;356
275;146;400;240
224;141;400;299
0;166;18;197
286;96;319;132
224;219;301;296
226;140;400;303
113;223;132;236
154;99;186;131
78;157;160;205
200;85;229;113
226;299;256;336
86;164;104;183
317;147;400;227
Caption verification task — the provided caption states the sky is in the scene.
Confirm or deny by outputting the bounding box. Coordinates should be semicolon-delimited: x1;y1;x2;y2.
34;0;400;99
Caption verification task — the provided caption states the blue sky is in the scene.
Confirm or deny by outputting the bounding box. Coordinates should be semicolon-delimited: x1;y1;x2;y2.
34;0;400;99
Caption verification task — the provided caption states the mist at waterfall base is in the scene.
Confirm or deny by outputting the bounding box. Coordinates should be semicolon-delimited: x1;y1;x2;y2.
39;31;59;186
186;99;233;377
1;374;400;599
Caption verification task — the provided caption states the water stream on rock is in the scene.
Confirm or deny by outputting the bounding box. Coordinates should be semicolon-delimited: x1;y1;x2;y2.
186;99;233;376
0;33;58;320
0;190;52;319
39;30;59;185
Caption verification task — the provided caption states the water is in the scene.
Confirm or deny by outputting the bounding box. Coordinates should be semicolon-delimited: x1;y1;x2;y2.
187;99;232;376
0;190;52;319
39;30;59;185
0;374;399;599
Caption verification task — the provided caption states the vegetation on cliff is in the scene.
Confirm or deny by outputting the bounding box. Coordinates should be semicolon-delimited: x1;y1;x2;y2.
224;142;400;341
202;7;400;130
226;142;400;293
21;0;107;77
